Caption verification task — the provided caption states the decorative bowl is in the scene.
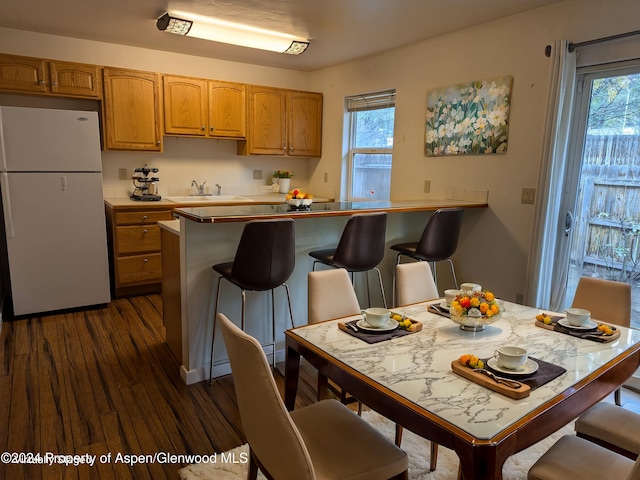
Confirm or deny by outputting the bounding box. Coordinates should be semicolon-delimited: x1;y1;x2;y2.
287;198;313;207
286;198;313;211
450;312;499;332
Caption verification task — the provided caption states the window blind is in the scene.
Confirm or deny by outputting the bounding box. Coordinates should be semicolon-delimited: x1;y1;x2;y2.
346;89;396;112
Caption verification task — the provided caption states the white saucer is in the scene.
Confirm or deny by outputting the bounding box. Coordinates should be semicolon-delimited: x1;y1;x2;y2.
558;318;597;330
439;301;450;311
487;357;539;376
356;318;399;333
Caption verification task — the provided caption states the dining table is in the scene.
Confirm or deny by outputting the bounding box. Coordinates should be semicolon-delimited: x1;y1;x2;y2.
284;299;640;480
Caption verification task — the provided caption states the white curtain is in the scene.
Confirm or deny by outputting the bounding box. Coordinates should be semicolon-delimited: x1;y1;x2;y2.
524;41;577;309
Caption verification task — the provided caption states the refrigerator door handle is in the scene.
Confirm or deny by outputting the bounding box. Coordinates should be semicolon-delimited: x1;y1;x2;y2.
1;172;15;238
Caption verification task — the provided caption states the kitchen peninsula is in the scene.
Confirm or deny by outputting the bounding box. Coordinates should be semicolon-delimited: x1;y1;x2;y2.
166;198;488;385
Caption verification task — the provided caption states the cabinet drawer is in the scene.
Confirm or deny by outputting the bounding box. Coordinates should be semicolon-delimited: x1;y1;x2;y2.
115;210;172;225
116;225;161;254
116;253;162;285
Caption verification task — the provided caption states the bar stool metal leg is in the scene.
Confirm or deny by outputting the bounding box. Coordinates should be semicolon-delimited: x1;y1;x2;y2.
373;267;387;308
283;283;295;328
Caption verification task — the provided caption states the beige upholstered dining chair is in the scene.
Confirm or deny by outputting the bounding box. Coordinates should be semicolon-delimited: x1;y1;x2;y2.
218;312;409;480
395;261;439;307
528;434;640;480
394;260;440;471
576;402;640;459
308;268;362;411
308;268;361;325
571;276;631;405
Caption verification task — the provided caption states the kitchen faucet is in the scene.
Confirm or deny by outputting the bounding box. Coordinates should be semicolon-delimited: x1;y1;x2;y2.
215;183;222;196
191;180;207;196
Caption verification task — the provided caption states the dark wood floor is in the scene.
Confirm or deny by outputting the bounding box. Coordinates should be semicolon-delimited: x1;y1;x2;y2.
0;295;320;480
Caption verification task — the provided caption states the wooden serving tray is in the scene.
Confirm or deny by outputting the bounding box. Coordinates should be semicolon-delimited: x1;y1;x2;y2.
451;360;530;399
534;319;620;342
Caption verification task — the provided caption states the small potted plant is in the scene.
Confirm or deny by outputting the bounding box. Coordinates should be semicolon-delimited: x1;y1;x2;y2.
273;170;293;193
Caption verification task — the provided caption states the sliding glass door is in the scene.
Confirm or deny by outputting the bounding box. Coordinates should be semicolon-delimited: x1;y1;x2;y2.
559;61;640;326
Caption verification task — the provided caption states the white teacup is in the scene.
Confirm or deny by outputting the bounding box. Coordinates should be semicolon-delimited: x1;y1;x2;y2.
494;346;528;370
444;289;461;305
565;308;591;327
460;282;482;292
361;308;391;328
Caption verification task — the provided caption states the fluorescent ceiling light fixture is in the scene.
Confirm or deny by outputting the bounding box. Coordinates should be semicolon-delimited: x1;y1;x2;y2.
157;12;310;55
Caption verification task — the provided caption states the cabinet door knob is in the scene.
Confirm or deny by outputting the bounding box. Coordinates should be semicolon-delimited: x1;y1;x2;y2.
210;126;215;131
142;215;148;220
52;81;58;87
143;258;148;263
156;140;161;146
143;229;148;234
201;125;206;130
39;79;45;85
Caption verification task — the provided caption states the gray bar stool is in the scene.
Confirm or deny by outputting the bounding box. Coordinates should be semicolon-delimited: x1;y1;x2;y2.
209;218;295;383
308;212;388;308
390;207;463;291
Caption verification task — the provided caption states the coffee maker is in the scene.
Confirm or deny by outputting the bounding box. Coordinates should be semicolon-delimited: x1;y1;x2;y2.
130;165;161;201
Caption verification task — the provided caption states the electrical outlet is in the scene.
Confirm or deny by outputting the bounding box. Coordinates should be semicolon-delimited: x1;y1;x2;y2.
118;168;128;180
521;188;536;204
252;169;262;180
324;172;328;183
424;180;431;193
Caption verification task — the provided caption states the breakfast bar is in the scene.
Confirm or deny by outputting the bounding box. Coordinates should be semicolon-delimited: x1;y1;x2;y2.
169;199;488;384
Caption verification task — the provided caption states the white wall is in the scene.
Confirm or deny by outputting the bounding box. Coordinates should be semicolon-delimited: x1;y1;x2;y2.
308;0;640;303
1;0;638;304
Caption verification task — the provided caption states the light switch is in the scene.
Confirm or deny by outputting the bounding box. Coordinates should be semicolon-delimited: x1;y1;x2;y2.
521;188;536;204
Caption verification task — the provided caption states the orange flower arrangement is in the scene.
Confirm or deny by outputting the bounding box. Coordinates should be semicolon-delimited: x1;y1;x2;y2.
450;290;500;318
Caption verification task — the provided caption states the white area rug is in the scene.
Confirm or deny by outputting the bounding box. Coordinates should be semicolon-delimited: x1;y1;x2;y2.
179;410;575;479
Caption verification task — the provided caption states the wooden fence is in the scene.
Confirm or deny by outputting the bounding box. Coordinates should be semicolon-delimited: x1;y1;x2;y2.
572;134;640;282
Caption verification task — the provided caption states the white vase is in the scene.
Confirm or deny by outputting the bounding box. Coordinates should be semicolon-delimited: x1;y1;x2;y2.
278;178;291;193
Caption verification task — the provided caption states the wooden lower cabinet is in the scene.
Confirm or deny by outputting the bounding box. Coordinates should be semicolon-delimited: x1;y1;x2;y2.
161;227;182;362
115;253;163;285
106;205;173;298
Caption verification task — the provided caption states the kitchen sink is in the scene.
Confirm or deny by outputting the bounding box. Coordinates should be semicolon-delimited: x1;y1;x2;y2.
165;195;254;203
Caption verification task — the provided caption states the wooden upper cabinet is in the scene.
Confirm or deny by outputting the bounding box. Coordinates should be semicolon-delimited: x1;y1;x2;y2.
240;86;322;157
48;61;101;97
287;90;323;157
162;75;246;139
0;54;101;97
209;80;246;138
242;85;287;155
103;67;162;151
163;75;208;136
0;54;47;93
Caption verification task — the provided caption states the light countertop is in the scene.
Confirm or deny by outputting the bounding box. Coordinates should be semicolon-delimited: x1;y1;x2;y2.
104;193;332;209
173;199;488;223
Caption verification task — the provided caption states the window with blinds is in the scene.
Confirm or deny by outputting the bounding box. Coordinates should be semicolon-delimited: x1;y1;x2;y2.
345;89;396;201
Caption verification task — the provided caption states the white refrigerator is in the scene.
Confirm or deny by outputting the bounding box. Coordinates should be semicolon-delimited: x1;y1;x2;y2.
0;106;110;316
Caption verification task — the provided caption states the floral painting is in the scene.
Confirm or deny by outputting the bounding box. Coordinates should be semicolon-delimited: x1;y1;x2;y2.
425;75;513;156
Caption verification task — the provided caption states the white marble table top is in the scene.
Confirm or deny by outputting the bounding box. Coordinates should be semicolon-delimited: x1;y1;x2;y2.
289;300;640;439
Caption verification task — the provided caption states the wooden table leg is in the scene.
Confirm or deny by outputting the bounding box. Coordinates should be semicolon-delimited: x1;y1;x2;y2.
284;339;301;411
